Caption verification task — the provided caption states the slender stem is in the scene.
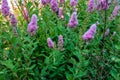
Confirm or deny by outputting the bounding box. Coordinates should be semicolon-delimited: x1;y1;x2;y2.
102;0;108;50
99;0;108;78
103;3;107;43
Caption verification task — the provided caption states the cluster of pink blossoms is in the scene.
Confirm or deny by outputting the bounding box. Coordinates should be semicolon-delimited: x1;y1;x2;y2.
58;0;65;19
110;6;120;20
1;0;18;35
85;0;119;41
1;0;119;46
82;24;97;41
47;35;64;50
70;0;78;7
68;12;78;28
96;0;110;10
27;14;38;36
104;28;110;37
87;0;111;12
23;7;29;22
58;35;64;50
68;0;78;28
10;14;17;27
47;38;54;48
87;0;95;12
1;0;10;16
50;0;59;12
58;7;64;19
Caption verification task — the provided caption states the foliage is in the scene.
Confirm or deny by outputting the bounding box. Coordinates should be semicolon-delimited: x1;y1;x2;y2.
0;0;120;80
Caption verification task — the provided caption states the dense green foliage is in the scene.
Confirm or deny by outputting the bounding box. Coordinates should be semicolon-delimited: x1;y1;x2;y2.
0;0;120;80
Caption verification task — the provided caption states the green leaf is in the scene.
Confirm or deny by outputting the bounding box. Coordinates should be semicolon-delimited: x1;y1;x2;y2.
65;73;74;80
0;60;15;71
110;67;120;79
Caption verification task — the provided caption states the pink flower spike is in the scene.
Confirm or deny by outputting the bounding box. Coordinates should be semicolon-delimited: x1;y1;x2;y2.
82;24;97;41
87;0;95;12
58;35;63;46
110;6;119;20
104;28;110;37
58;35;64;51
68;12;78;28
23;7;29;21
27;14;38;36
10;13;17;27
47;38;54;48
1;0;10;17
58;8;64;19
41;0;48;5
50;0;59;12
70;0;78;7
96;0;109;10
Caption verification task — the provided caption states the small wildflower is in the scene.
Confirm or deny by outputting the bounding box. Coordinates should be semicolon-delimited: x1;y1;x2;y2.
104;28;110;37
50;0;59;12
70;0;78;7
10;14;17;27
58;7;64;19
96;0;109;10
41;0;48;5
68;12;78;28
82;23;97;41
58;35;64;51
87;0;95;12
23;7;29;22
47;38;54;48
1;0;10;16
27;14;38;36
109;6;119;20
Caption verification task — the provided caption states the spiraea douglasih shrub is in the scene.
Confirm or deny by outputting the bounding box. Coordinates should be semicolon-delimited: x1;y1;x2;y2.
0;0;120;80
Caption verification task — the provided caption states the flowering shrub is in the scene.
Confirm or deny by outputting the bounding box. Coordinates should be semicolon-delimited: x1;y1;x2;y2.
0;0;120;80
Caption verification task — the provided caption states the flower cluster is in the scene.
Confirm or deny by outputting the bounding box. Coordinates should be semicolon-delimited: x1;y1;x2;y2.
87;0;95;12
58;35;64;50
27;14;38;36
96;0;109;10
110;6;119;20
10;14;17;27
104;28;110;37
58;7;64;19
82;24;97;41
47;38;54;48
41;0;47;5
23;7;29;22
87;0;111;12
1;0;10;16
68;12;78;28
50;0;59;12
47;35;64;50
70;0;78;7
